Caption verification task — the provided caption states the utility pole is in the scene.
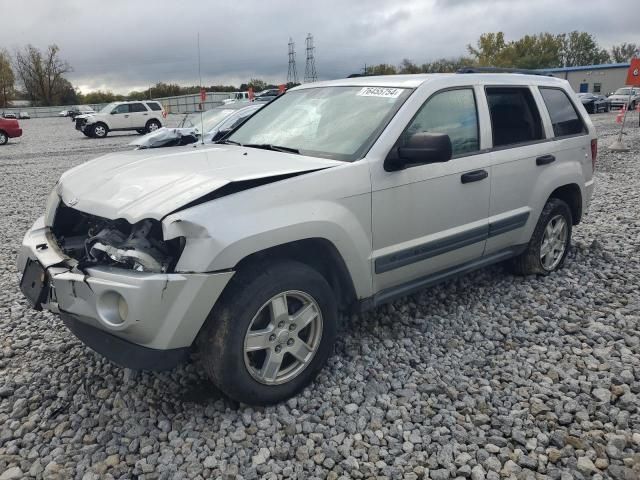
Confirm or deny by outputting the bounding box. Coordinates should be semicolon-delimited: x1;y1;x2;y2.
287;38;298;85
304;33;317;83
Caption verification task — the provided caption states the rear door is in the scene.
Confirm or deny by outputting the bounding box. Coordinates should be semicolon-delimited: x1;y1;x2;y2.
129;102;150;128
482;85;551;256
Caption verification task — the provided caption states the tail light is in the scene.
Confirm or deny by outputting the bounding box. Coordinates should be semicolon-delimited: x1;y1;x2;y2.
590;138;597;172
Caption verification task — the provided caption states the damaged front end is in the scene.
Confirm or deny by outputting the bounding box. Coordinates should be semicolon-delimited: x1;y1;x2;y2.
51;205;184;273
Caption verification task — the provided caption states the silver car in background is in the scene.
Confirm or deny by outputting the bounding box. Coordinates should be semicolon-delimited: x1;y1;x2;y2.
130;103;263;149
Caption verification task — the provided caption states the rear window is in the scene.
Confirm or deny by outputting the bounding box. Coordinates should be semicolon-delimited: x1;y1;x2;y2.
130;103;148;113
486;87;544;148
539;88;586;137
146;102;162;111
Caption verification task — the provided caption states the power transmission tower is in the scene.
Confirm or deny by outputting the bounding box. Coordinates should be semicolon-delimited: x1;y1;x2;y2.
304;33;317;83
287;38;298;84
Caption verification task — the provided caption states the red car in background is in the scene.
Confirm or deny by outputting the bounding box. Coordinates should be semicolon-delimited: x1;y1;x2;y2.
0;117;22;145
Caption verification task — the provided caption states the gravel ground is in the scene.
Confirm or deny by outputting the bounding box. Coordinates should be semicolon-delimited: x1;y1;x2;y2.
0;113;639;480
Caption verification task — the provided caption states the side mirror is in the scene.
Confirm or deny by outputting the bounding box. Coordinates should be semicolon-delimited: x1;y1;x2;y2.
385;132;452;171
110;110;117;114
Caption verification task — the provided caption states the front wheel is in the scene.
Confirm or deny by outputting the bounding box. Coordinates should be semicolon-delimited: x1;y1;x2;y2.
0;131;7;145
511;198;572;275
92;123;108;138
197;260;338;405
145;119;161;133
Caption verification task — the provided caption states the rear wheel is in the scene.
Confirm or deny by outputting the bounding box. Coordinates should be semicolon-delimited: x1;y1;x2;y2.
145;119;161;133
92;123;108;138
197;260;338;405
0;131;7;145
511;198;572;276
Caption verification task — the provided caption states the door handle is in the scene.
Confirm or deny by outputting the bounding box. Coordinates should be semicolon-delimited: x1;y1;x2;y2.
461;170;488;184
124;114;129;118
536;154;555;166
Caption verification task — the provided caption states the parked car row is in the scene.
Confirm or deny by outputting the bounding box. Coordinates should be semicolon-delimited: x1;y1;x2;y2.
2;111;29;119
0;116;22;145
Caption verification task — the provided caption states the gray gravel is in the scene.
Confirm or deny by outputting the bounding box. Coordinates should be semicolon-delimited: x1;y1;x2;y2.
1;114;639;479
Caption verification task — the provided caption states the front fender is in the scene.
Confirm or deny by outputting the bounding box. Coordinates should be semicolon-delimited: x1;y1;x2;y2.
162;164;374;299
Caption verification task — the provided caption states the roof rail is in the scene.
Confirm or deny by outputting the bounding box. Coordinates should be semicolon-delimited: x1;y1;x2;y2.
457;66;553;76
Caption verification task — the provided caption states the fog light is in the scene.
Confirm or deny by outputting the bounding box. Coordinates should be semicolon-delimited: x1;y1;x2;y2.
96;291;128;327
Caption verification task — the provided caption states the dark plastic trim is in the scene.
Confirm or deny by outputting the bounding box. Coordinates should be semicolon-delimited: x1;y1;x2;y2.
60;312;190;371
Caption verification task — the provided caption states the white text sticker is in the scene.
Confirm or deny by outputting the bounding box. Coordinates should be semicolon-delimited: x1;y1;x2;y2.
357;87;403;98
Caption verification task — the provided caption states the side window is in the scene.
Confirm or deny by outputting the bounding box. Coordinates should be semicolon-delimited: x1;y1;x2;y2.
539;88;586;137
130;103;148;113
146;102;162;111
593;83;601;93
486;87;544;148
112;104;129;114
403;88;479;157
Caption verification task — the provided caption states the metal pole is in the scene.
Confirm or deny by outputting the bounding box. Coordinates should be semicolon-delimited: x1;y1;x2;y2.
198;32;204;145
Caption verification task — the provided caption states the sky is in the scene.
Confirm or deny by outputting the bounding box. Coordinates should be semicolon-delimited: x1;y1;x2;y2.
1;0;638;94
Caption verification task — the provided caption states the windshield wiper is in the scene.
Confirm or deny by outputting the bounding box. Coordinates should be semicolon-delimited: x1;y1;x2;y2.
216;139;242;145
243;143;300;154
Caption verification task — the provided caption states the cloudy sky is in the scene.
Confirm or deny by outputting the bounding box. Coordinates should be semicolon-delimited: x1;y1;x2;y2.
1;0;637;94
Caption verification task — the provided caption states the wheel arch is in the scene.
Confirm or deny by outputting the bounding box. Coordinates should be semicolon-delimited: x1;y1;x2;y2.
232;238;359;313
548;183;582;225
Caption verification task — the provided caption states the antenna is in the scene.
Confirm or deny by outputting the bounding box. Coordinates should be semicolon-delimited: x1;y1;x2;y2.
304;33;317;83
287;37;298;84
197;32;204;145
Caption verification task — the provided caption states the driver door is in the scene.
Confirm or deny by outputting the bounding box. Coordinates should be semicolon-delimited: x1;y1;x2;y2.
110;104;131;129
370;87;493;295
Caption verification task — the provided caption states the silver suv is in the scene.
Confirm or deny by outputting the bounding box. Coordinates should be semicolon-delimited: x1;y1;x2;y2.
18;73;596;404
75;100;165;138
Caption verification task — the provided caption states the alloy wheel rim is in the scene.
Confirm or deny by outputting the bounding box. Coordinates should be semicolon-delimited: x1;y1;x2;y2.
149;123;159;131
0;133;6;143
540;214;568;271
243;290;323;385
94;126;106;136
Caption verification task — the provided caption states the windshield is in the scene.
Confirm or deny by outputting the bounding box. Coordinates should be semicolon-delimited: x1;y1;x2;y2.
99;102;118;113
614;88;634;96
227;86;411;161
185;108;237;133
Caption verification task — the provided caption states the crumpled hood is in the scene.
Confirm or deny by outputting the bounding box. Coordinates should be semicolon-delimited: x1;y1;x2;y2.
57;145;342;222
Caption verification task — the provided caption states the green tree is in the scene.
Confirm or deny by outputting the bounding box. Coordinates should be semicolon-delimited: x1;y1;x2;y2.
80;90;123;104
610;42;639;63
0;49;14;108
367;64;397;75
421;57;475;73
467;32;509;66
560;31;610;67
508;33;564;69
398;59;421;74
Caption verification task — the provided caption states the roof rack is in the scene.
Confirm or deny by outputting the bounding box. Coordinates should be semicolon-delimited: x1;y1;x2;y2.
456;67;552;76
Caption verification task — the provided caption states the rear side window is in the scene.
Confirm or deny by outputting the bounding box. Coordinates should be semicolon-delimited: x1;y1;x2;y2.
404;88;479;157
486;87;544;148
539;88;586;137
146;102;162;111
130;103;148;113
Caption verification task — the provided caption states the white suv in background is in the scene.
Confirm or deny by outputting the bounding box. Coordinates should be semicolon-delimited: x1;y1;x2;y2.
75;100;165;138
19;72;596;404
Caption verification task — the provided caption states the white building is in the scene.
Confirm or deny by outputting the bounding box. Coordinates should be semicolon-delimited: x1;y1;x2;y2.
542;63;631;95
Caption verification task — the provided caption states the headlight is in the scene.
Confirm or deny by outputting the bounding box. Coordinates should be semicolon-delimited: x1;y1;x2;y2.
44;187;60;227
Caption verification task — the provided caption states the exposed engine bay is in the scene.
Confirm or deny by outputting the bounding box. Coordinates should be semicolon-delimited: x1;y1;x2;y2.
52;205;184;273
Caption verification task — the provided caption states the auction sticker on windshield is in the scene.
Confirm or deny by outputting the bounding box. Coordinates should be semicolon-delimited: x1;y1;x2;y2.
357;87;403;98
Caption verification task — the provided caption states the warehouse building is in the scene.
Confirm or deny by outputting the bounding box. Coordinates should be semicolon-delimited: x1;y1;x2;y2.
541;63;631;95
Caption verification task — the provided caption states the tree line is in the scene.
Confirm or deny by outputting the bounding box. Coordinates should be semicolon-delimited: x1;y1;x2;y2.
365;32;637;76
1;33;638;108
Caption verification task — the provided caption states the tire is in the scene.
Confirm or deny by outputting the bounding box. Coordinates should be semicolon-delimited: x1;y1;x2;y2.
0;131;7;145
197;260;338;405
145;119;161;133
511;198;572;276
92;123;108;138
